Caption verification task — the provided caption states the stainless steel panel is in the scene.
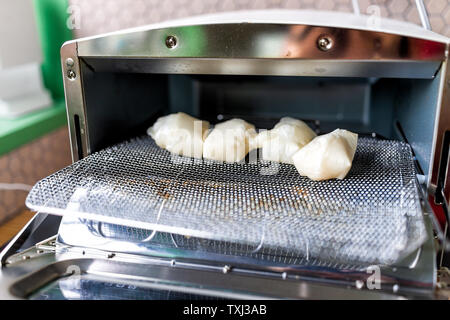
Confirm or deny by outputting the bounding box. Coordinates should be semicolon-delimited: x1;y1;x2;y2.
0;213;436;300
77;23;446;61
61;42;90;161
84;57;443;79
6;254;407;300
430;57;450;206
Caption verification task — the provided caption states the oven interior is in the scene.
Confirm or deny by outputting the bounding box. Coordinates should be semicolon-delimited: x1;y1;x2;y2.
79;58;443;179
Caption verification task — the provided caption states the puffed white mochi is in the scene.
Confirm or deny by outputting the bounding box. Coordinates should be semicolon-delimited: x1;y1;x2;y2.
292;129;358;181
256;117;317;164
203;118;257;163
147;112;209;158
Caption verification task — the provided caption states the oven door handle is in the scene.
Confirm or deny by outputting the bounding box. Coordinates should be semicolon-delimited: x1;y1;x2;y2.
414;0;432;30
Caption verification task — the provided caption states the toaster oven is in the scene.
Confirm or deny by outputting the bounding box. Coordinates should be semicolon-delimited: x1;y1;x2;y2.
1;9;449;300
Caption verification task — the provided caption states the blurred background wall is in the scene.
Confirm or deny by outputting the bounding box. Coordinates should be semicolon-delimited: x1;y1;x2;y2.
0;127;71;225
0;0;449;228
0;0;72;227
69;0;450;38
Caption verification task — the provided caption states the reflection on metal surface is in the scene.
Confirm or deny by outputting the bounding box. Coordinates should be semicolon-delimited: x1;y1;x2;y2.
7;255;409;300
30;275;221;300
0;211;436;300
430;58;450;207
77;23;446;61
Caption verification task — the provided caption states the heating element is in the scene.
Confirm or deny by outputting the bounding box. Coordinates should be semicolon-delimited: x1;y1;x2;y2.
26;135;426;265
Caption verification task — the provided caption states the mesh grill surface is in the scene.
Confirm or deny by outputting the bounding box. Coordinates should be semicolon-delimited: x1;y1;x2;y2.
27;136;426;265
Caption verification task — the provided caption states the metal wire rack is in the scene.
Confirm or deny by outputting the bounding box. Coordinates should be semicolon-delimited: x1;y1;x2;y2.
27;135;426;265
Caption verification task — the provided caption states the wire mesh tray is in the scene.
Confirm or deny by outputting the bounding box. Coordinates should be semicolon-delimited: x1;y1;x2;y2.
26;136;426;265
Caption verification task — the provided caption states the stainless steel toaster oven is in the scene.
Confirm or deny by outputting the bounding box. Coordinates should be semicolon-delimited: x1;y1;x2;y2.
1;9;449;300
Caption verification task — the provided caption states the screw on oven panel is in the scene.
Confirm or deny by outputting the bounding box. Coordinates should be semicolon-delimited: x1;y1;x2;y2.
223;265;231;274
317;36;333;51
165;35;178;49
65;58;75;67
67;70;76;80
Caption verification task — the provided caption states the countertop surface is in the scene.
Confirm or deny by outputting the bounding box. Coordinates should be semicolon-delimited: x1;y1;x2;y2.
0;209;34;247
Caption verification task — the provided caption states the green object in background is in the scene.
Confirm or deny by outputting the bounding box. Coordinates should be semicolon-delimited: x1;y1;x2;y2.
33;0;73;101
0;101;67;156
0;0;72;157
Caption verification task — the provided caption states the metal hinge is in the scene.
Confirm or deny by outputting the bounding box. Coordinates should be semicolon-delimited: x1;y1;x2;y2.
4;236;57;266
